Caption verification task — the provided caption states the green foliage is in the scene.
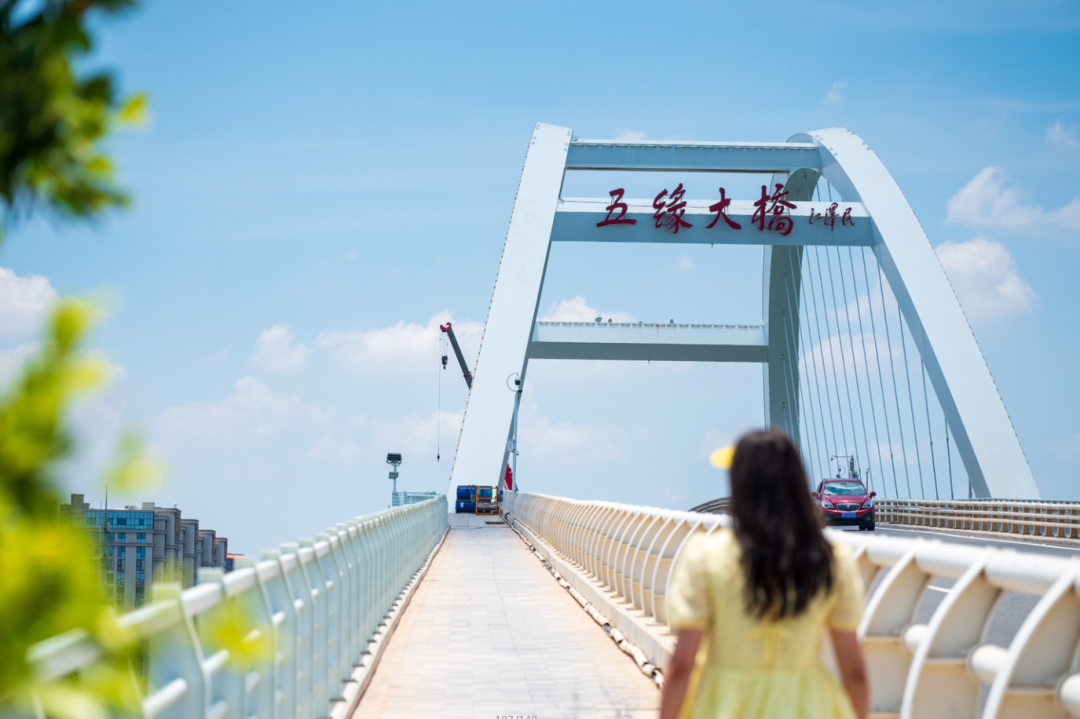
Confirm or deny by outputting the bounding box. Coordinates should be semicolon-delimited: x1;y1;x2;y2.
0;301;144;717
0;0;145;243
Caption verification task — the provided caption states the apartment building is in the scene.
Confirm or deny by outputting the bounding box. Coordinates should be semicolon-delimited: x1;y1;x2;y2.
62;494;229;609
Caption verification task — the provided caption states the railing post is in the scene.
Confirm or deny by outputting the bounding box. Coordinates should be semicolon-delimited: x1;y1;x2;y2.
146;583;210;719
193;569;243;719
260;550;301;719
316;531;349;695
282;542;324;718
336;522;362;677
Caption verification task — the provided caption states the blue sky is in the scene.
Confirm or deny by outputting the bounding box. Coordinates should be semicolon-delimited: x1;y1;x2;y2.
1;0;1078;553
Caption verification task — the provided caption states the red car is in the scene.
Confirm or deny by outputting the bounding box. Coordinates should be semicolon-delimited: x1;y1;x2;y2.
811;479;876;531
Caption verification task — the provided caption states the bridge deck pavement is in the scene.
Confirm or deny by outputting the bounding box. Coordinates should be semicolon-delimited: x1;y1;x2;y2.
352;513;660;718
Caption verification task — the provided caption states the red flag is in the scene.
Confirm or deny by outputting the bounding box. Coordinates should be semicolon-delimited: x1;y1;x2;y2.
504;465;513;491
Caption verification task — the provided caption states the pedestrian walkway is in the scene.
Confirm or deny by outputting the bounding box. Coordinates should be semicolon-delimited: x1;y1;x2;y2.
352;513;660;718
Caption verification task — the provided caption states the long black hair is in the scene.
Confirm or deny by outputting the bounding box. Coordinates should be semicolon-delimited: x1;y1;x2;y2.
729;429;834;620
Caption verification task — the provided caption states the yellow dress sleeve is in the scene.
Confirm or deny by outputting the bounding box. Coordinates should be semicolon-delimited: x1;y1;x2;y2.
827;541;866;632
667;534;712;630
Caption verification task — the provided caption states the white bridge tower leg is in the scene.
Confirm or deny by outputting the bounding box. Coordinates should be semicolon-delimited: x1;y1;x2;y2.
449;123;572;490
763;168;820;445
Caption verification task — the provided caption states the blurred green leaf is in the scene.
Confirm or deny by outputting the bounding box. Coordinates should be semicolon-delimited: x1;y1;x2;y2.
0;300;143;716
116;92;148;126
106;431;163;495
0;0;146;244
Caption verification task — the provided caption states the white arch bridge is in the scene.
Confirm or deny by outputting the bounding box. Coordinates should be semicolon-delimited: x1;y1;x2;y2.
452;123;1037;501
27;127;1080;719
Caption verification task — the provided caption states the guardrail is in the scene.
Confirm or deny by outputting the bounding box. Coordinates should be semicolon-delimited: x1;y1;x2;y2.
26;496;448;719
691;495;1080;542
877;499;1080;540
687;497;732;514
502;491;1080;719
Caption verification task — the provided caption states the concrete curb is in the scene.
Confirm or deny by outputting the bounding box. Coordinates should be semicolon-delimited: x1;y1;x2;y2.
330;524;450;719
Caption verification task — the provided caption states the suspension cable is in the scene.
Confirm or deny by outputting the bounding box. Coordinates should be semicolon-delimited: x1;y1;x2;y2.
824;245;863;482
946;420;955;500
798;263;830;482
921;360;941;500
778;299;802;468
806;248;841;470
847;247;887;498
876;262;913;497
780;256;817;478
859;250;900;498
799;348;821;483
896;305;925;498
832;246;874;494
813;247;851;470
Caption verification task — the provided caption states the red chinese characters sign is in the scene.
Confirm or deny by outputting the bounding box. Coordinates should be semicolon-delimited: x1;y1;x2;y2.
652;183;692;234
597;188;636;227
595;183;855;236
808;201;855;230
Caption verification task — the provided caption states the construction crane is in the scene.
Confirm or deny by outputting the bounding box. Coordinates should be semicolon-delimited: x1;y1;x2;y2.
440;322;473;389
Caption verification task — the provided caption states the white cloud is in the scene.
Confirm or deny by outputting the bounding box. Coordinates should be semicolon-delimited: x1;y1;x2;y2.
307;435;361;462
1046;120;1079;150
307;405;336;423
935;238;1035;322
826;81;847;103
155;376;304;438
521;414;624;463
802;329;896;383
512;389;625;464
676;254;694;272
152;373;463;473
538;296;637;323
251;324;310;371
0;341;40;387
0;266;58;340
946;166;1080;231
318;314;481;375
350;408;464;459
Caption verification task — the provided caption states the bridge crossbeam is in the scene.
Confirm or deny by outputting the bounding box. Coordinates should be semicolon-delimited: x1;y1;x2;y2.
529;321;767;363
565;140;822;172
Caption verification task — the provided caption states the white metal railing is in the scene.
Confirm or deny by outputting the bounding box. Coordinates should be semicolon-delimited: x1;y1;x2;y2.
691;495;1080;542
502;491;1080;719
877;499;1080;540
687;497;732;514
26;496;448;719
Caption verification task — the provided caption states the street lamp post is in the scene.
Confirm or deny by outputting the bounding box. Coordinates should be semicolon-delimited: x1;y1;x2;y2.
387;453;402;506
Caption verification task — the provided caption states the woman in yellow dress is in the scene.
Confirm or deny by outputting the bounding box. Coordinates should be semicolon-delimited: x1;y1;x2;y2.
660;430;869;719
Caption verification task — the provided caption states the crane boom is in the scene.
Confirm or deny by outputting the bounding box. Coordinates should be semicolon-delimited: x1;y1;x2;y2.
440;323;473;389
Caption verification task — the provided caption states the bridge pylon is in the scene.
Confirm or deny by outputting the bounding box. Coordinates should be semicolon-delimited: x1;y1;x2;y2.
448;123;1037;500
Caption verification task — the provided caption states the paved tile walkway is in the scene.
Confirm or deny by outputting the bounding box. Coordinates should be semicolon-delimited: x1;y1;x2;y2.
352;513;660;718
